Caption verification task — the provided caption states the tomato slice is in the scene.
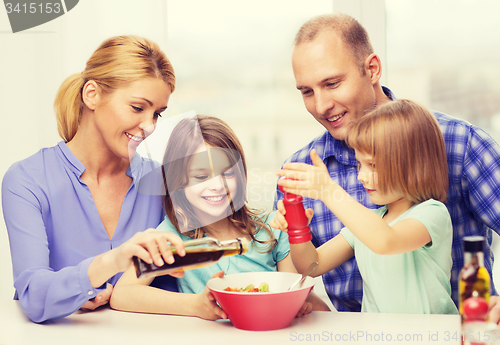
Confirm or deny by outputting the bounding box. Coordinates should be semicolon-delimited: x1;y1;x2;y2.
223;283;268;292
224;287;241;292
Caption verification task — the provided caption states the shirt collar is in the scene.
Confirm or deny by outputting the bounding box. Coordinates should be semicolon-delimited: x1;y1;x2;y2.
56;140;140;180
57;141;86;176
128;152;142;179
382;86;396;100
322;133;358;167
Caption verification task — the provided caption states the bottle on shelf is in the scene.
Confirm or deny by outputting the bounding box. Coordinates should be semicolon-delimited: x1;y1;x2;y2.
133;237;250;279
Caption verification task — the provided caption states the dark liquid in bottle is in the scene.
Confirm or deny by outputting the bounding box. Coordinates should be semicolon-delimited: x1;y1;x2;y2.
133;247;241;279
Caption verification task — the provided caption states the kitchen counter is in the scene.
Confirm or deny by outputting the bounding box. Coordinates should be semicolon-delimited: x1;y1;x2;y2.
0;300;464;345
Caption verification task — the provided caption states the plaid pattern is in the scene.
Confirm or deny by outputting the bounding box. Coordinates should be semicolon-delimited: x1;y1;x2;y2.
438;111;500;305
274;88;500;312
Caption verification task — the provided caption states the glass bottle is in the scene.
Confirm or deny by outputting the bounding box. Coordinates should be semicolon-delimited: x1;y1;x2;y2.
133;237;250;279
459;236;490;319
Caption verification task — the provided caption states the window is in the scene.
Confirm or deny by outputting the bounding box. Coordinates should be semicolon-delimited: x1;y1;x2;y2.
163;0;332;210
386;0;500;142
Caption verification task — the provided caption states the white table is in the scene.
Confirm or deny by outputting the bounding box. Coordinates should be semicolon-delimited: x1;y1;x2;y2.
0;300;464;345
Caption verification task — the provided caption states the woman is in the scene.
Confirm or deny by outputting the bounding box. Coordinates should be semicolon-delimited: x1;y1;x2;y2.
2;35;185;323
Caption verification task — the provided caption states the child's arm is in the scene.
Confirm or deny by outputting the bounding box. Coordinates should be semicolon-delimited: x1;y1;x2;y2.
110;266;227;320
277;149;431;256
276;254;331;313
271;200;354;277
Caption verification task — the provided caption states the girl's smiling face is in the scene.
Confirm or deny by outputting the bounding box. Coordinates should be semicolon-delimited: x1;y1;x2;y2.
183;143;238;225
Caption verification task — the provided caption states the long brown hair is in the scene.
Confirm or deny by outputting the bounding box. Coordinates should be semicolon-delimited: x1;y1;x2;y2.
54;35;175;142
346;99;448;204
162;115;277;252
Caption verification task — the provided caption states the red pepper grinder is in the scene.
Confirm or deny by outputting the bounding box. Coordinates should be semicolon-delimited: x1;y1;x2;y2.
279;182;312;244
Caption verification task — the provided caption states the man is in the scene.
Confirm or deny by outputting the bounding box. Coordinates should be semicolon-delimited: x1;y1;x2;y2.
275;13;500;317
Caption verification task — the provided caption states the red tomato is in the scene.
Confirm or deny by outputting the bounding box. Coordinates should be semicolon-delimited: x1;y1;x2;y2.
463;297;488;321
224;287;241;292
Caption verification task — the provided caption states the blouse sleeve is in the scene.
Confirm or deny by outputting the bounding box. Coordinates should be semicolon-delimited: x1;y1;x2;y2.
2;164;106;323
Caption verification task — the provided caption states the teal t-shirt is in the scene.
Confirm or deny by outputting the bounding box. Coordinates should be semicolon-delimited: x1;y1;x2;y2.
157;212;290;294
340;199;458;314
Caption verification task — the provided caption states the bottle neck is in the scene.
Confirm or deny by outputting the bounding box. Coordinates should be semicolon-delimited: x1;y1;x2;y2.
220;238;243;252
464;251;484;267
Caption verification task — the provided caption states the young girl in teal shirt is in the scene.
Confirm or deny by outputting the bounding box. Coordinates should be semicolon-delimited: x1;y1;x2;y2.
272;99;458;314
111;115;329;319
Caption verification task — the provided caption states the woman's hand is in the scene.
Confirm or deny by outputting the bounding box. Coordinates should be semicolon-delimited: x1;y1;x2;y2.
277;149;335;202
270;200;314;232
88;229;186;289
194;271;227;320
111;229;186;273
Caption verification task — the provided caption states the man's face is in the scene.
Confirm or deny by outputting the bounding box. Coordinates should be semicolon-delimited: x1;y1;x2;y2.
292;30;377;141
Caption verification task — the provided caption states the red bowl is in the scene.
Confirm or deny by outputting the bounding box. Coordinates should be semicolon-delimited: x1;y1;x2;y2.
207;271;314;331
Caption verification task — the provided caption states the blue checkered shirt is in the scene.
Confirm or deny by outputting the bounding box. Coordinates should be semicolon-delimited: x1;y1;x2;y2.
274;87;500;312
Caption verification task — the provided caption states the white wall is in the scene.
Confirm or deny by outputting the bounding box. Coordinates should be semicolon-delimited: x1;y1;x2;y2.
0;0;171;301
0;0;337;301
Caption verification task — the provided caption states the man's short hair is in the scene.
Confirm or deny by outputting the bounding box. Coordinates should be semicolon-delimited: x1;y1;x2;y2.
294;13;374;74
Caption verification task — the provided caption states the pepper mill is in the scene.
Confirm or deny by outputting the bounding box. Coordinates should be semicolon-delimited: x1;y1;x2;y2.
279;183;312;244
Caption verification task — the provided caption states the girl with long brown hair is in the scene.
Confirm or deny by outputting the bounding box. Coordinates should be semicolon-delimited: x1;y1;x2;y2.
111;115;330;319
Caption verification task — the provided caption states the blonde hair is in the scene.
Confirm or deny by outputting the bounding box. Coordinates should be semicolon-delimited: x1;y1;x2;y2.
54;35;175;142
294;13;373;75
346;99;448;204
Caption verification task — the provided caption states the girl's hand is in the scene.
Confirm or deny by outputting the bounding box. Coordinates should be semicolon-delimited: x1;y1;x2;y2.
111;229;186;273
488;296;500;324
277;149;335;202
295;301;313;318
270;200;314;232
195;271;227;320
270;200;288;231
80;283;113;311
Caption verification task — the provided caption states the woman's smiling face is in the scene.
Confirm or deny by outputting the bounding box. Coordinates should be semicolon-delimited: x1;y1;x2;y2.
90;77;171;160
183;143;238;225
